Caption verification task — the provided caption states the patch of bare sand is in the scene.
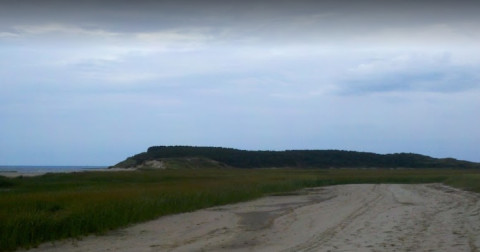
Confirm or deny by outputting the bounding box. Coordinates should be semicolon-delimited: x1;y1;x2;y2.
0;172;45;178
0;168;136;178
20;184;480;252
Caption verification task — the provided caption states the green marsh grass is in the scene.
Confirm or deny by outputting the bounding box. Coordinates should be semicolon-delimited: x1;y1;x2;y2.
444;174;480;193
1;168;480;251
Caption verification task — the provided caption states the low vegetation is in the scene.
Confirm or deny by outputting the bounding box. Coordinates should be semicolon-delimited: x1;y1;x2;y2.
444;174;480;193
1;169;480;251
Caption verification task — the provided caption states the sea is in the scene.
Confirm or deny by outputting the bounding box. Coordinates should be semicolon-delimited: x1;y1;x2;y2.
0;166;107;174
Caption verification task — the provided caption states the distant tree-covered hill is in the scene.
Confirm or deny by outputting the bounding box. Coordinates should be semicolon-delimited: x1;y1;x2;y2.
113;146;480;169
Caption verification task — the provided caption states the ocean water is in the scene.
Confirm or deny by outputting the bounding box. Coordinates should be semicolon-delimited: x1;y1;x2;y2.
0;166;107;174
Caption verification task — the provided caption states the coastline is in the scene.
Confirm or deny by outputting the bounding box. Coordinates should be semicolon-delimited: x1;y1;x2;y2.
0;171;44;178
0;168;136;178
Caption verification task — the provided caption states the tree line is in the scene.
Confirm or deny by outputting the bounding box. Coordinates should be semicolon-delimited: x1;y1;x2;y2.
114;146;479;169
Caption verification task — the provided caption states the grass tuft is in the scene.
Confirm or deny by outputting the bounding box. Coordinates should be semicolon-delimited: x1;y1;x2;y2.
0;176;15;188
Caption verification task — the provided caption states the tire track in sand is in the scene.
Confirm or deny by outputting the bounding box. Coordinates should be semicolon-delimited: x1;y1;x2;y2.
280;184;385;252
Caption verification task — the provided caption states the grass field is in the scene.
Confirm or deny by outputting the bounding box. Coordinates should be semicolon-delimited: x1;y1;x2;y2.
1;168;480;251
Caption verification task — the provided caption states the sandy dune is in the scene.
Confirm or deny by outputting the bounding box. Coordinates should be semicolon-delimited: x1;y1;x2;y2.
22;184;480;252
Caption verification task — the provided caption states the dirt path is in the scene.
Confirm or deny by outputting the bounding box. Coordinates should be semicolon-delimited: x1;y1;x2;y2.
22;184;480;252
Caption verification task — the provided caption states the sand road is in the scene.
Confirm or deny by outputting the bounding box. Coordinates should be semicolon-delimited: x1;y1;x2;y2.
22;184;480;252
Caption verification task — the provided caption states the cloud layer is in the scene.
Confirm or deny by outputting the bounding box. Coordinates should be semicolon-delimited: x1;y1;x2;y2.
1;0;479;164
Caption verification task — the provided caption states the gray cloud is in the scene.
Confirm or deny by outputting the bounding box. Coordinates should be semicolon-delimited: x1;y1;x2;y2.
339;70;480;95
338;53;480;95
1;0;480;44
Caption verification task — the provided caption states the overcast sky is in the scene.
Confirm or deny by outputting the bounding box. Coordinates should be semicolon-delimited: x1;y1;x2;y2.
1;0;479;165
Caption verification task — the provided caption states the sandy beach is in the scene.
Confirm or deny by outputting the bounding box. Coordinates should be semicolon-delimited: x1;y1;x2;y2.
0;172;46;178
18;183;480;252
0;168;135;178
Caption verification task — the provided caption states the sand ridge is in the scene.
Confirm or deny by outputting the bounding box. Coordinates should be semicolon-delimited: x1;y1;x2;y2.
0;168;136;178
20;184;480;252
